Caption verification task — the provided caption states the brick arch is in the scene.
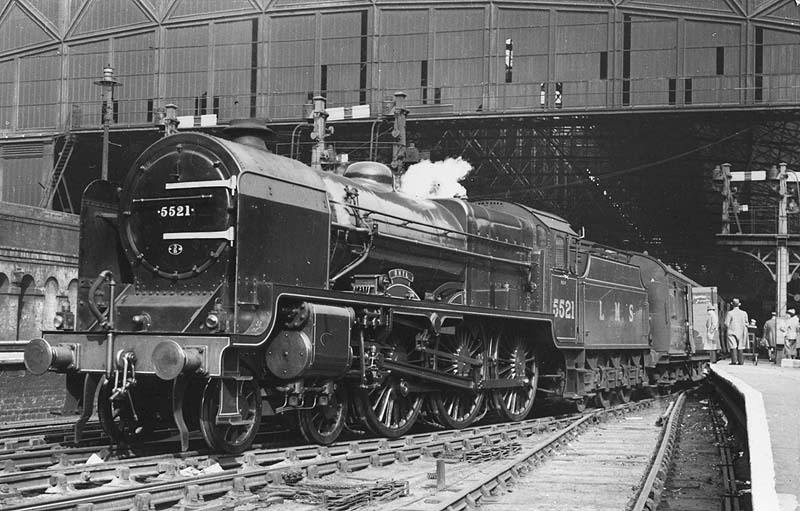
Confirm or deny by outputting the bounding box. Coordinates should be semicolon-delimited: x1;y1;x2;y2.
43;277;60;333
67;278;79;319
0;273;13;342
17;274;42;341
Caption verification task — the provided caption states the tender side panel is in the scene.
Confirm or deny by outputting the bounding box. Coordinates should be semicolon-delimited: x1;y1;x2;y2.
634;256;670;353
581;256;649;349
581;281;649;348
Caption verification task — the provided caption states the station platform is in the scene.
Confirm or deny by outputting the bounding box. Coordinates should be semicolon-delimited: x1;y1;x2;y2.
710;361;800;511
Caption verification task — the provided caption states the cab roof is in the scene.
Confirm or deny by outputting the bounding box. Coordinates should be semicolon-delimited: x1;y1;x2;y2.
525;207;578;236
477;201;578;236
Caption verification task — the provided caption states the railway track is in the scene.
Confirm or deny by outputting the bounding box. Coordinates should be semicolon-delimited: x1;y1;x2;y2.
377;397;674;511
0;420;105;451
0;398;667;511
403;388;738;511
655;387;742;510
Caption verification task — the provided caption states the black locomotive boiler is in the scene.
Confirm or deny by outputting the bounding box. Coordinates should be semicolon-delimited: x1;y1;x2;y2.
24;122;717;453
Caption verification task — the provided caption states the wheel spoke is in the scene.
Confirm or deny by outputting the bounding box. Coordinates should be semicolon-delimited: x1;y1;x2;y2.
447;398;457;418
378;387;392;424
491;332;538;421
430;322;486;429
385;394;396;427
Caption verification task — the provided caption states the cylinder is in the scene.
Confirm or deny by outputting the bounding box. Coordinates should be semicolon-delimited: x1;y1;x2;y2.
264;303;353;380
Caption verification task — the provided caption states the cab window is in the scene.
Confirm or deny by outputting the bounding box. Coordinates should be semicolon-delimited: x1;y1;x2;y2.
536;225;546;248
669;282;677;319
555;234;566;269
567;236;577;272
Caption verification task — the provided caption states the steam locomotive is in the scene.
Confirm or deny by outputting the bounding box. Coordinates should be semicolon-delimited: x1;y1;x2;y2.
24;121;717;454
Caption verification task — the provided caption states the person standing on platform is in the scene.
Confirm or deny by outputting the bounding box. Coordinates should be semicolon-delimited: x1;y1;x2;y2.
706;305;719;362
725;298;749;365
747;318;758;362
784;308;798;360
763;311;778;362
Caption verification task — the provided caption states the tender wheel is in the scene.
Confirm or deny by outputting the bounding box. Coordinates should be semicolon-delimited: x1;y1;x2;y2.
97;376;151;445
298;382;349;445
594;389;612;408
430;322;486;429
199;378;262;454
490;330;539;422
356;333;424;437
617;387;632;404
640;385;655;399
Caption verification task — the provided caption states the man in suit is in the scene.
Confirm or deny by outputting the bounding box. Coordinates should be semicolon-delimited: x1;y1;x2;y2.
725;298;748;365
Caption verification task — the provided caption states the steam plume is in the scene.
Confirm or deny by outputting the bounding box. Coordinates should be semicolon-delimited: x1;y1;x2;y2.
398;157;473;199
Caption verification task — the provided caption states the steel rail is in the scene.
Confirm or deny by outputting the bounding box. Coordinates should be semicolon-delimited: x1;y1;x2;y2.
630;391;687;511
0;422;104;453
711;392;742;511
0;418;80;436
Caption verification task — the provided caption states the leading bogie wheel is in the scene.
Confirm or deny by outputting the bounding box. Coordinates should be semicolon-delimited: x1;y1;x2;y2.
429;322;486;429
490;330;539;422
97;375;151;445
199;377;262;454
298;382;349;445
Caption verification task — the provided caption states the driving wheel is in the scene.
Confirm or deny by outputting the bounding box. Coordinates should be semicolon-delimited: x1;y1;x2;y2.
356;333;424;437
429;322;486;429
490;330;539;422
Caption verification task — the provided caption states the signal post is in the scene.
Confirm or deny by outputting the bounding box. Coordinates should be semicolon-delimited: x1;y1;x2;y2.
714;163;800;321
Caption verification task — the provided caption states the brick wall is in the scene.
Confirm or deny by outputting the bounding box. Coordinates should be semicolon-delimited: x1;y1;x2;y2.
0;364;65;422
